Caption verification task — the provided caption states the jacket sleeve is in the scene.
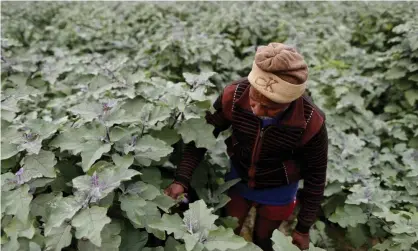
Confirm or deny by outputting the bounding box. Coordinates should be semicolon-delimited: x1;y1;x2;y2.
174;86;234;189
295;122;328;233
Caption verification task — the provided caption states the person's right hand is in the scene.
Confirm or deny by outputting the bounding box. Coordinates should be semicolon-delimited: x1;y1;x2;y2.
164;183;185;199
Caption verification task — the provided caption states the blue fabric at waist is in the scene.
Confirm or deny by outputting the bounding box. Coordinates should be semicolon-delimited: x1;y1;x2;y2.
225;162;298;206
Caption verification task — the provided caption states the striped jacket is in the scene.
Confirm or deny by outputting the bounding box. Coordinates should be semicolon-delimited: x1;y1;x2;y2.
175;77;328;233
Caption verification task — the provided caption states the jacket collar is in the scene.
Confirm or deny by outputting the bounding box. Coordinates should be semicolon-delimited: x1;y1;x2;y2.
234;84;307;129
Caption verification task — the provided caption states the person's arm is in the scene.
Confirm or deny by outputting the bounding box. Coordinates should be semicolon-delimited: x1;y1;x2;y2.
295;123;328;233
174;87;233;190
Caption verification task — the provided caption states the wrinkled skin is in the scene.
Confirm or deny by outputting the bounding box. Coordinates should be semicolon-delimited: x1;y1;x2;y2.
249;86;290;118
164;183;184;199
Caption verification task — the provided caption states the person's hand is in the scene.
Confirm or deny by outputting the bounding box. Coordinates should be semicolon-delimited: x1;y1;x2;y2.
291;230;310;250
164;183;185;200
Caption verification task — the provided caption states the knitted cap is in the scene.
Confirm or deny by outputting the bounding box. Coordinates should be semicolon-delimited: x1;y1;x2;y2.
248;43;308;103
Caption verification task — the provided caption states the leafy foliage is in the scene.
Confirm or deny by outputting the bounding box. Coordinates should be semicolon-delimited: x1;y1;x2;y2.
1;1;418;251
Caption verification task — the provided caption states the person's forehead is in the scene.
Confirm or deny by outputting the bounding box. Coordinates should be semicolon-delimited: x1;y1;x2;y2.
250;88;282;107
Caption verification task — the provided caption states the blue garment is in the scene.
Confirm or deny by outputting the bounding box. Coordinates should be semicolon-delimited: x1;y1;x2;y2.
224;112;299;205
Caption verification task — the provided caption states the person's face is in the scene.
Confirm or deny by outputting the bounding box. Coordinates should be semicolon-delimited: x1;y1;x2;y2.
249;86;290;119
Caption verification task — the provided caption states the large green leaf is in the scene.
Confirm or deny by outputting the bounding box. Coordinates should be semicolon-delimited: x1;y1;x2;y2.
20;150;57;179
140;167;163;187
177;118;217;149
45;194;84;235
1;185;33;223
271;230;300;251
68;101;103;122
30;192;62;221
71;206;111;247
77;221;121;251
81;141;112;172
183;200;218;234
152;195;176;213
72;154;140;202
149;213;188;239
347;224;368;248
329;205;368;228
3;217;36;251
1;142;20;160
204;226;247;251
119;221;148;251
134;135;173;166
44;223;72;251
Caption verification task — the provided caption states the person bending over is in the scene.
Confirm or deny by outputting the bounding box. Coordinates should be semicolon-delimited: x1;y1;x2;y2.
165;42;328;251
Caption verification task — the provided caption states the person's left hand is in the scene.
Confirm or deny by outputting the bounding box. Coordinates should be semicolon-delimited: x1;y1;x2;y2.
291;230;310;250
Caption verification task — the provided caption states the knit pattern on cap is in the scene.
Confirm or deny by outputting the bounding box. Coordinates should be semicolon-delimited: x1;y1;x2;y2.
255;43;308;85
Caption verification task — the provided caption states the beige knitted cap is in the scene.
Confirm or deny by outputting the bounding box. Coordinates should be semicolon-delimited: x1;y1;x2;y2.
248;43;308;103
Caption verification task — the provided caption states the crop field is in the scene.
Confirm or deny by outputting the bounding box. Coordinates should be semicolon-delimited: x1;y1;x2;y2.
1;2;417;251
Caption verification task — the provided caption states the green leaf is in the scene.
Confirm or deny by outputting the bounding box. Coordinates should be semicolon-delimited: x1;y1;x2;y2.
30;192;62;221
119;222;148;251
1;142;20;160
44;223;72;251
147;105;172;126
216;217;239;230
109;126;140;142
150;127;181;145
68;101;102;122
129;181;161;200
24;119;61;140
213;179;241;198
1;185;33;223
140;167;163;187
183;234;205;251
120;194;165;239
165;236;183;251
213;194;231;212
51;123;107;155
178;118;216;149
328;205;368;228
143;247;165;251
405;89;418;106
3;217;36;251
2;155;18;172
81;142;112;172
29;242;42;251
324;182;343;197
1;172;18;191
204;226;247;251
4;217;36;240
112;153;134;170
21;150;57;179
72;157;140;202
45;194;83;235
134;135;173;166
385;67;407;80
71;206;111;247
347;224;368;248
152;195;176;213
183;200;218;234
232;242;263;251
183;72;216;87
77;221;121;251
271;230;300;251
149;213;188;239
99;191;115;208
119;194;147;226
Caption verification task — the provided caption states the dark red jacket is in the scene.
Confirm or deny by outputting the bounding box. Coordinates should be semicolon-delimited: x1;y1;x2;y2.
175;78;328;233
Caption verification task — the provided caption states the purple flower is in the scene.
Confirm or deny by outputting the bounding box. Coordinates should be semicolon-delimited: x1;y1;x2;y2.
16;168;24;176
91;172;99;187
15;168;24;185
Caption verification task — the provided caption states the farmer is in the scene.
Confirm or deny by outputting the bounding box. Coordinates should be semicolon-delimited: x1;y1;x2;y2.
165;42;328;251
